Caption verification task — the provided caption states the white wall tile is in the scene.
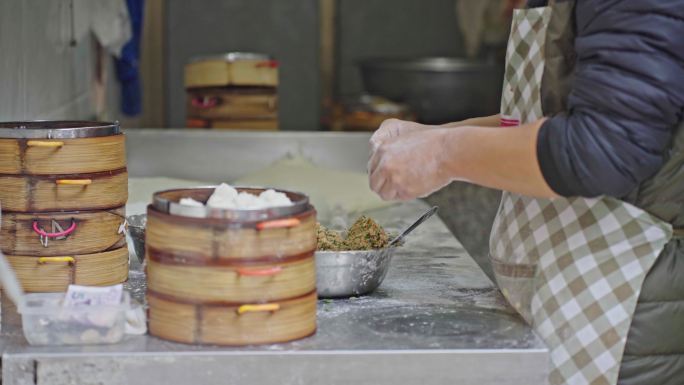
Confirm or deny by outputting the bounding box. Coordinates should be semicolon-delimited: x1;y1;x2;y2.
0;0;122;122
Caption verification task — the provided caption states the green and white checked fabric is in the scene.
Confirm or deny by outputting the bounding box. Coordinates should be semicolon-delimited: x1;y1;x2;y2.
491;4;673;385
500;7;551;124
492;196;672;385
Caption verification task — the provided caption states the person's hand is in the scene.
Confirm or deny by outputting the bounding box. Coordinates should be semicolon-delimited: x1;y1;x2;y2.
368;128;454;201
369;119;430;150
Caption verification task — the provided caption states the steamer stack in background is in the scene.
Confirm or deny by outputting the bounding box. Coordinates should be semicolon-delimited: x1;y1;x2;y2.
184;52;279;130
0;121;129;292
145;187;317;345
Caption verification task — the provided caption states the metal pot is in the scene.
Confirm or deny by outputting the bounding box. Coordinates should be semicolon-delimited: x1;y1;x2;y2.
359;57;503;124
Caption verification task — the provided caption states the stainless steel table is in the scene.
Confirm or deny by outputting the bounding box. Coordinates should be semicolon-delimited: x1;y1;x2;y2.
1;131;548;384
0;200;547;385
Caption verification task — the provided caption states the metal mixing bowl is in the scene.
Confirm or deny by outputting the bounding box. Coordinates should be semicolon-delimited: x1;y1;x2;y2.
127;214;147;263
315;247;396;298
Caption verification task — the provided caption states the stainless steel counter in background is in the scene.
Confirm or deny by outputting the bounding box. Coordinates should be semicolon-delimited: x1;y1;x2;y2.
1;130;547;384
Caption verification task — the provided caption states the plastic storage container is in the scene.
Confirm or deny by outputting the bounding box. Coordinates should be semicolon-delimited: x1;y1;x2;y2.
20;291;131;346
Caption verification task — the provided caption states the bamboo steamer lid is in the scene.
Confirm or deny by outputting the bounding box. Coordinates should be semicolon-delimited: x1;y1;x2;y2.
184;52;279;88
6;246;129;292
1;207;127;256
0;121;126;175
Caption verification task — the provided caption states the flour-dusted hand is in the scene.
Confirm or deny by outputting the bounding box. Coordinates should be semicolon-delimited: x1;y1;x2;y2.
369;119;429;150
368;128;453;201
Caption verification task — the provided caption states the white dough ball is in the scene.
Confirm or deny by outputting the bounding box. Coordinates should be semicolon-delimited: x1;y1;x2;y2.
179;197;204;207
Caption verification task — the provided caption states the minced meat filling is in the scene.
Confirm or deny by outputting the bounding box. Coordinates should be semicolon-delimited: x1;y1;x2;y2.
316;216;389;251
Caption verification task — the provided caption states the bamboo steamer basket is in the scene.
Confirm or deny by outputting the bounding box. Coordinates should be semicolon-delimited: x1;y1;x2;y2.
148;291;317;345
146;186;317;345
0;169;128;212
1;207;126;256
147;252;315;303
0;121;126;175
146;187;316;261
6;247;129;292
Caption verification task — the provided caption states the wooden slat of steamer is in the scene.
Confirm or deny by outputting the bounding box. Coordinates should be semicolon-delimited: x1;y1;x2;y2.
0;135;126;175
6;247;129;292
0;169;128;212
145;209;316;261
1;207;126;256
148;291;317;345
146;255;315;303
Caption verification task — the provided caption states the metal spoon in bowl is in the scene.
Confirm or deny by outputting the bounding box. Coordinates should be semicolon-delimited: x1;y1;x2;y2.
387;206;438;248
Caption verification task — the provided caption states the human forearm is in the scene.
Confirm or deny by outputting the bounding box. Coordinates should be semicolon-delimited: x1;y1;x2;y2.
441;114;501;128
441;119;557;198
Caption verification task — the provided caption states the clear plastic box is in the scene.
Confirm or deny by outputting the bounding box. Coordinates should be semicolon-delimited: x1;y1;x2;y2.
20;292;131;346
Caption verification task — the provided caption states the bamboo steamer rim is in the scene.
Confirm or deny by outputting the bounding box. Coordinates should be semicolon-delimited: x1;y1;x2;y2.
189;52;272;64
147;203;316;229
152;186;311;221
147;247;315;266
147;288;316;307
4;205;126;217
0;167;126;180
0;121;120;139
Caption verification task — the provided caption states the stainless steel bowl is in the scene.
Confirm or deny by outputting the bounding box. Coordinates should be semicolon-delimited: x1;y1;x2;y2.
127;214;147;263
315;248;396;298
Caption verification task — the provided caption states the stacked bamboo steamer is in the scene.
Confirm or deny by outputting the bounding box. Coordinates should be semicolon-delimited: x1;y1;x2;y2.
0;121;129;292
184;52;279;130
146;187;317;345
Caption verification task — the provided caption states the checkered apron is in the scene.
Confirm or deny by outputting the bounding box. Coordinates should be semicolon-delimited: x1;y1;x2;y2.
490;4;674;385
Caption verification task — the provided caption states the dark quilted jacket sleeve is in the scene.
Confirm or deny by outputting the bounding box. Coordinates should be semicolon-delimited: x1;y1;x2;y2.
537;0;684;197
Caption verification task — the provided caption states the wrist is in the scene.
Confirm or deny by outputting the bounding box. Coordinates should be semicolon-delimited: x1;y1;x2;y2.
435;128;463;182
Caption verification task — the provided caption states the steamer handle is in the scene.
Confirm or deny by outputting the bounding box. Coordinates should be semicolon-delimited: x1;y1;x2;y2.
32;220;77;238
236;266;282;277
27;140;65;148
256;218;300;231
255;60;279;68
56;179;92;185
38;256;75;265
191;96;219;109
237;303;280;315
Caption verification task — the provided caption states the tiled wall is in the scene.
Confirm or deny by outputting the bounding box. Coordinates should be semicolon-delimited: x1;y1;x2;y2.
0;0;120;121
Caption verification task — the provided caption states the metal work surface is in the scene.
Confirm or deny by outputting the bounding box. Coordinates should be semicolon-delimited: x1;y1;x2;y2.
1;200;548;385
